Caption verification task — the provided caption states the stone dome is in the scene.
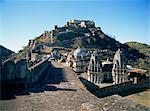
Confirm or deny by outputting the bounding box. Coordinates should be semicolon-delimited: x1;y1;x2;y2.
74;48;87;59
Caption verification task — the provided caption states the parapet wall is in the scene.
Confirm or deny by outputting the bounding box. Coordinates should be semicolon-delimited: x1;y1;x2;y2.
26;58;49;84
80;77;150;111
1;58;50;85
95;78;149;97
80;76;149;98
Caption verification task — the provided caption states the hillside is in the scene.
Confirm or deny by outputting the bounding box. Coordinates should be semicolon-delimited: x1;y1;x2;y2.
125;41;150;57
3;20;148;72
125;42;150;72
34;20;145;65
0;45;15;62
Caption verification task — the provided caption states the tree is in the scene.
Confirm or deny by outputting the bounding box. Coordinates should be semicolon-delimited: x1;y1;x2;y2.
72;37;84;48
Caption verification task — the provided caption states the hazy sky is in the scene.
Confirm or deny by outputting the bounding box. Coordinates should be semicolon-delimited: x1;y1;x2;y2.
0;0;149;52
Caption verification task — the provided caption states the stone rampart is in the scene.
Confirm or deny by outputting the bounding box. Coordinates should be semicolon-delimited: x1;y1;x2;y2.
1;58;50;85
15;59;28;80
26;58;49;84
95;78;149;97
2;59;16;80
80;76;149;98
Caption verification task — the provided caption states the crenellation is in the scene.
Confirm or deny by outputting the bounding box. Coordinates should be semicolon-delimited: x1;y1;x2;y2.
15;59;28;79
1;56;49;85
2;59;16;80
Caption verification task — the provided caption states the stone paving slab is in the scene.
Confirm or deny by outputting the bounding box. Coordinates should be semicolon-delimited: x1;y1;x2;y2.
1;61;149;111
1;61;97;111
81;95;150;111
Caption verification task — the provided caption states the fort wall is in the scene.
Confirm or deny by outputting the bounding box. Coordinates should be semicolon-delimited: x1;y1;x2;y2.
1;58;50;85
80;77;149;98
94;78;149;97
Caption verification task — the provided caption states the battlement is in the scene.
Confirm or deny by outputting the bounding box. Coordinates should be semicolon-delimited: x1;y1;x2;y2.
1;57;50;85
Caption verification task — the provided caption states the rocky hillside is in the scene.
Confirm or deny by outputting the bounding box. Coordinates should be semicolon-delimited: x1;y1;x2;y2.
2;20;149;71
34;20;145;65
125;41;150;57
0;45;15;62
125;42;150;72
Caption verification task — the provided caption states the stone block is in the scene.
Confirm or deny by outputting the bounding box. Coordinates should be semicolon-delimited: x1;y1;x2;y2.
3;59;15;80
15;59;28;79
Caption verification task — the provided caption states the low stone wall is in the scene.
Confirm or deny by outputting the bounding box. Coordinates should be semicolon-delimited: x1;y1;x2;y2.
1;58;50;85
80;76;149;98
2;59;16;80
26;58;50;84
94;78;149;97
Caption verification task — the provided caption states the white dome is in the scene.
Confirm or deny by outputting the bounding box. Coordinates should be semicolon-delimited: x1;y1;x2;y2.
74;48;87;58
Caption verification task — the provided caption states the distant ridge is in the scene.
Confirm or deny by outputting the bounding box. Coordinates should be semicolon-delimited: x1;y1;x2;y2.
0;45;15;62
125;41;150;57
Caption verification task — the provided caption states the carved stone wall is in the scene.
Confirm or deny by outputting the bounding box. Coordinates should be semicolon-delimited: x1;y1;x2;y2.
88;51;103;84
112;49;128;84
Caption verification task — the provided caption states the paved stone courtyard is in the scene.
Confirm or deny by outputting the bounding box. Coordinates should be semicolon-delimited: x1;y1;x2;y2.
1;61;149;111
1;61;98;111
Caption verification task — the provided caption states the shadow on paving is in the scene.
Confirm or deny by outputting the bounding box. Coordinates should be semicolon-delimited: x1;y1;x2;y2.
0;62;76;100
0;82;30;100
44;67;68;84
30;85;77;93
79;77;148;98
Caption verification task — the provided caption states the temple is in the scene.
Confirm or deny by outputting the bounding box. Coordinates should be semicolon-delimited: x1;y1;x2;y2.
87;51;103;84
66;47;90;73
112;49;128;84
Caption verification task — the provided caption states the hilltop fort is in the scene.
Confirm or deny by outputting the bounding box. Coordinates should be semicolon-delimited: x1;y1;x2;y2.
0;20;150;111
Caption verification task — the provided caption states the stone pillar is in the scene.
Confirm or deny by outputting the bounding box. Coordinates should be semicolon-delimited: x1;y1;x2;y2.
95;74;97;83
89;74;91;82
88;72;91;81
90;74;92;82
55;25;58;29
92;74;94;83
93;74;95;83
116;75;118;84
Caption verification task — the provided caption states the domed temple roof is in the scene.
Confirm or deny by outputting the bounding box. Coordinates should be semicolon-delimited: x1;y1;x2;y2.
74;47;87;59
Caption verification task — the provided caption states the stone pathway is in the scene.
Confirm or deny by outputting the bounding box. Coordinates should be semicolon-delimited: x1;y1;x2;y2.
1;61;149;111
1;61;97;111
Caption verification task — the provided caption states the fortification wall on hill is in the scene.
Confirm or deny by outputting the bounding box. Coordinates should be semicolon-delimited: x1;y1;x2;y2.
26;58;49;84
1;58;49;85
